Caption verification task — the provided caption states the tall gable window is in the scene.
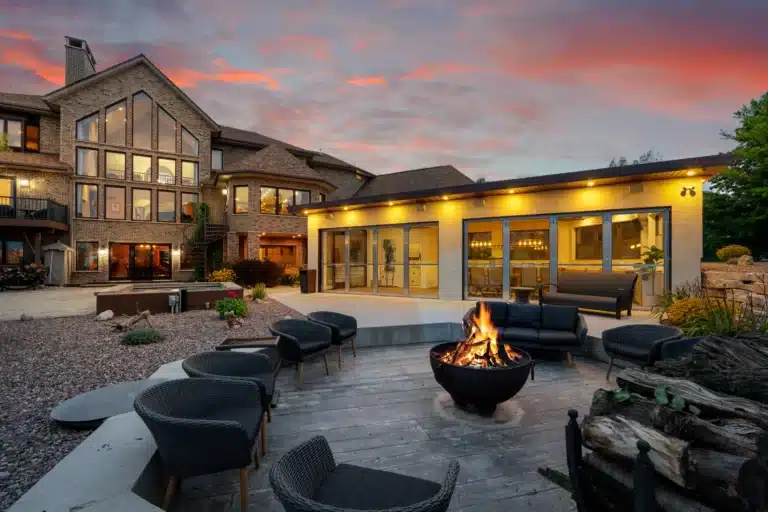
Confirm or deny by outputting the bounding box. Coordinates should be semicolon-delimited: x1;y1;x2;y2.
181;127;198;156
132;92;152;149
76;112;98;142
157;108;176;153
105;101;126;145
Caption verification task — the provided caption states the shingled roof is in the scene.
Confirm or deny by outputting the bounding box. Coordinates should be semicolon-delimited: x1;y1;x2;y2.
0;93;52;114
217;144;333;187
353;165;474;198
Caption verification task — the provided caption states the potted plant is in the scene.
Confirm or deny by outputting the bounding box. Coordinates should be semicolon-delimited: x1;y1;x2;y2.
633;245;664;306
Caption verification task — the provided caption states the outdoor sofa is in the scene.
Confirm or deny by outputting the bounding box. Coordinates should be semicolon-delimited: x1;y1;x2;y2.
541;271;638;319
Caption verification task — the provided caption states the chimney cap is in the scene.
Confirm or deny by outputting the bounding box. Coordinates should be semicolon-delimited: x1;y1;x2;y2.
65;36;96;67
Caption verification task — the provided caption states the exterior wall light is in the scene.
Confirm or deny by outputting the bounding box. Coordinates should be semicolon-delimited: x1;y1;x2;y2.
587;181;595;187
343;206;349;210
98;248;107;256
221;188;228;195
302;209;309;215
441;195;448;200
681;186;696;197
388;201;394;206
686;170;696;177
172;249;181;256
19;179;30;187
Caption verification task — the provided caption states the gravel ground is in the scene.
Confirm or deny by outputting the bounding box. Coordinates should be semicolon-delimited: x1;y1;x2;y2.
0;298;302;510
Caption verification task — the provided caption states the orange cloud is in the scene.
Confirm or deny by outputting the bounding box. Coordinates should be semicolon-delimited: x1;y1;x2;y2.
401;62;481;80
165;59;281;90
346;76;387;86
0;29;35;41
260;35;331;61
0;46;64;85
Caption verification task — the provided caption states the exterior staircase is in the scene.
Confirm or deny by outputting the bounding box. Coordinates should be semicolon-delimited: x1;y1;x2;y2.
183;217;228;276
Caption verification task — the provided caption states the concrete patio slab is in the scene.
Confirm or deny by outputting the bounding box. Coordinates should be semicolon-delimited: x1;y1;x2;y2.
0;286;113;321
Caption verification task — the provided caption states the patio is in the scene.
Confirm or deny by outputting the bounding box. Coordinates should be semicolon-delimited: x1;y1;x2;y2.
174;342;602;511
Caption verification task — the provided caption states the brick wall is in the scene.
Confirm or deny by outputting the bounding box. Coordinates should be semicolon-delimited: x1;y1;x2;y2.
39;116;60;154
0;168;69;204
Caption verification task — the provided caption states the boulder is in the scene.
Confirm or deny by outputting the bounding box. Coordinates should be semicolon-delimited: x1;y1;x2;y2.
95;310;114;321
738;254;755;266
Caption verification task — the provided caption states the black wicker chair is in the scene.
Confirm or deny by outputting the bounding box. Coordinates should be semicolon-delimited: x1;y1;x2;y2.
270;436;460;512
183;350;274;438
307;311;358;368
270;319;333;386
660;336;703;361
134;378;264;511
602;324;683;379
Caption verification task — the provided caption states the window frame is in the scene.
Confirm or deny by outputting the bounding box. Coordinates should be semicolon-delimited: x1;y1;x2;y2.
294;189;311;207
2;240;25;265
157;107;176;153
233;185;249;214
132;154;152;182
181;192;198;223
105;151;126;179
75;241;100;272
131;188;153;222
259;186;312;215
157;190;176;223
181;161;198;186
1;118;24;149
75;111;99;142
75;183;99;218
260;186;277;214
132;91;153;150
211;148;223;170
105;185;126;220
104;100;127;146
157;157;176;185
76;147;99;177
181;126;199;156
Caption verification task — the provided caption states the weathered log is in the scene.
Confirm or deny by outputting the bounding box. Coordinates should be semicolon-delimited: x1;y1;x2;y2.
590;389;762;457
688;448;750;510
112;310;153;331
584;452;714;512
617;368;768;428
582;414;691;487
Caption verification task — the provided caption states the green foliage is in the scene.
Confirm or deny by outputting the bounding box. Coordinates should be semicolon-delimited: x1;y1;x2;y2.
252;282;267;300
231;259;283;287
609;150;663;167
670;396;686;411
680;290;768;337
716;244;751;262
611;388;631;403
120;328;164;346
654;385;670;405
215;297;248;318
652;279;704;319
688;405;702;416
0;133;11;152
710;93;768;258
641;245;664;265
208;268;237;282
665;298;707;326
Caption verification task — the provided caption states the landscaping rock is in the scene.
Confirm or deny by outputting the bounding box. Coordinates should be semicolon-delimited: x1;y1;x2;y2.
19;314;33;321
95;310;114;321
738;255;755;266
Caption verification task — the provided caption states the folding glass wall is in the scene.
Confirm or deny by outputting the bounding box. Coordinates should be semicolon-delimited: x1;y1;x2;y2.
464;209;670;305
320;223;438;297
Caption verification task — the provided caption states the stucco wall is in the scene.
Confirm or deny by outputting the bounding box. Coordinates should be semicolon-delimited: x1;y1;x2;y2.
307;177;704;300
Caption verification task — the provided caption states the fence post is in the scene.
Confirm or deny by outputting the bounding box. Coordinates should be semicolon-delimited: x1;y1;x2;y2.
634;439;656;511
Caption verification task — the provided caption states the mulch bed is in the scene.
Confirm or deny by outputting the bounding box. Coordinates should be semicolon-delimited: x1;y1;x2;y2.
0;299;303;510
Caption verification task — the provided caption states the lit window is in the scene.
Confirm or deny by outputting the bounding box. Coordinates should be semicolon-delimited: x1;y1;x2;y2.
278;189;294;215
260;187;276;214
181;193;198;223
234;185;249;213
105;101;126;145
76;148;98;176
132;155;152;182
158;158;176;185
158;191;175;222
76;112;98;142
157;107;176;153
132;189;152;221
105;152;125;179
211;149;223;170
181;127;198;156
76;183;98;218
4;240;24;265
25;124;39;151
76;242;99;271
132;92;152;149
181;161;197;186
105;186;125;219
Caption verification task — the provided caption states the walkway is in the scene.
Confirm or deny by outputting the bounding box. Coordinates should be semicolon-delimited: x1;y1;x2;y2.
0;286;112;321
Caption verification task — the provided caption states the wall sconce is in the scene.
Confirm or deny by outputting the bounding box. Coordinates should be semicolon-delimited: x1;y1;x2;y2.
19;179;30;187
172;249;181;256
98;248;107;256
221;188;228;195
681;186;696;197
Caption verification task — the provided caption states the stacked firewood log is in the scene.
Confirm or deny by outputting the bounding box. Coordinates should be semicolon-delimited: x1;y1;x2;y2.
581;333;768;511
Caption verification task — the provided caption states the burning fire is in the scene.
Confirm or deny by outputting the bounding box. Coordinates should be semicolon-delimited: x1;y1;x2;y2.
441;303;522;368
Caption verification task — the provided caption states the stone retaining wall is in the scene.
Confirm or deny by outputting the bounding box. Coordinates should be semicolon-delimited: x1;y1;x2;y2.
701;264;768;307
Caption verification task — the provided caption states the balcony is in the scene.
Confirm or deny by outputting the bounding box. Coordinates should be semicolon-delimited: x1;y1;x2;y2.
133;170;150;182
0;197;69;231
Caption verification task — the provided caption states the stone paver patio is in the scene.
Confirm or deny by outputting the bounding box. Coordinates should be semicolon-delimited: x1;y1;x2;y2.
0;286;112;321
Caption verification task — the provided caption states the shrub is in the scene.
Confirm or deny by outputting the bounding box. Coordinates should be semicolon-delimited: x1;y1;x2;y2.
121;328;164;346
252;282;267;300
231;259;283;287
215;297;248;318
208;268;236;283
665;298;707;326
651;279;704;319
716;244;751;262
281;265;300;286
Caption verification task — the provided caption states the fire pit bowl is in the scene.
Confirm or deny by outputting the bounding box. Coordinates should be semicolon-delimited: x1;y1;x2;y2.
429;342;533;414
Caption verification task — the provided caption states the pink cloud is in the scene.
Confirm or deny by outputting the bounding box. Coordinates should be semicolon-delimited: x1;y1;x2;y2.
164;58;281;90
0;35;64;85
346;75;387;86
401;61;482;80
0;29;35;41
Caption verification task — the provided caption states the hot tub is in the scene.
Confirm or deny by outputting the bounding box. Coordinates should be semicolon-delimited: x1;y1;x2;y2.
95;282;243;315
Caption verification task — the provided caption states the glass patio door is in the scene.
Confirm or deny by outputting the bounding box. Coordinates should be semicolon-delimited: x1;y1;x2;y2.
133;245;152;280
322;231;346;291
556;215;605;281
349;229;374;292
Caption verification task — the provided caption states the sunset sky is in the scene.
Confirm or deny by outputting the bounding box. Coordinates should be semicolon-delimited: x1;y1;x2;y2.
1;0;765;180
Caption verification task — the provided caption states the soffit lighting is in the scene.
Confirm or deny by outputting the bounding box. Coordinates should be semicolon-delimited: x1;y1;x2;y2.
441;195;449;200
508;189;515;194
388;201;394;206
686;170;696;177
343;206;349;210
587;181;595;187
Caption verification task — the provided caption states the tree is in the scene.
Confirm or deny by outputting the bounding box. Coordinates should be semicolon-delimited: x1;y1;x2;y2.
609;150;663;167
476;177;487;183
710;92;768;258
702;191;753;259
0;134;11;152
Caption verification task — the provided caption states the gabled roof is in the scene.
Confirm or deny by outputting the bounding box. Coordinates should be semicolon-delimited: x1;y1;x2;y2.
353;165;474;198
0;152;71;172
0;93;53;114
43;55;219;129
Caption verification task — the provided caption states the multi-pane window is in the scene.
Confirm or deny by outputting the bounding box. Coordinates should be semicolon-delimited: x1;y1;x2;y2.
132;189;152;221
2;240;24;265
211;149;223;170
133;155;152;182
181;127;198;156
76;184;98;218
260;187;311;214
133;92;152;149
181;161;197;186
105;151;125;179
158;158;176;185
4;120;22;148
157;108;176;153
76;242;99;271
158;191;175;222
76;148;98;176
181;193;198;223
234;185;249;213
105;186;125;219
76;112;98;141
105;101;126;145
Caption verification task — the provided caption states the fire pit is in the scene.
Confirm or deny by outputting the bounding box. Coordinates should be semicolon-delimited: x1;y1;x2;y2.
430;303;533;414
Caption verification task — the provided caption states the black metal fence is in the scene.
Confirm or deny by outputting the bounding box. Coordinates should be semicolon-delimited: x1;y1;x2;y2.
0;196;68;224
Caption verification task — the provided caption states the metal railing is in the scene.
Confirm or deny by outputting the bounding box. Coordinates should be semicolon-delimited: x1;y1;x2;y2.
0;196;68;224
158;174;176;185
106;169;125;179
133;170;150;182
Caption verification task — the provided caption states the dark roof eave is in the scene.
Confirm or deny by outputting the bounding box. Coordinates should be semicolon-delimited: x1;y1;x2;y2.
296;153;733;213
212;169;337;191
0;102;56;116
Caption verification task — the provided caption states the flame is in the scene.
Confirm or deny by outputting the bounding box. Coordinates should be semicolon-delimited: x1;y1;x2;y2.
441;303;522;368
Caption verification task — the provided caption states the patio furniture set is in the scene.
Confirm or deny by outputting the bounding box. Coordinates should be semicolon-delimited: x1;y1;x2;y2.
132;311;460;511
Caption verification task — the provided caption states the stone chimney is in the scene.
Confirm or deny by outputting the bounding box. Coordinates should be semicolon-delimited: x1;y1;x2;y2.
64;37;97;85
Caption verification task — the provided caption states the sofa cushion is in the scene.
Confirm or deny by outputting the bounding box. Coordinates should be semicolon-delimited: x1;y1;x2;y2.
543;291;618;311
556;271;637;299
537;330;580;347
500;327;540;343
505;304;541;329
540;304;579;331
477;301;507;326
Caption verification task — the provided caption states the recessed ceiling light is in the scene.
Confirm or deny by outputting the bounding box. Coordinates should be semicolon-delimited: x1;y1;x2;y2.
686;170;696;177
302;209;308;214
587;181;595;187
343;206;349;210
508;189;515;194
442;195;448;200
388;201;394;206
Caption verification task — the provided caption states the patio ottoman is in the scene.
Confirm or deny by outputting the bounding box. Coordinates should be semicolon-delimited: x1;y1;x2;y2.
602;324;682;379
